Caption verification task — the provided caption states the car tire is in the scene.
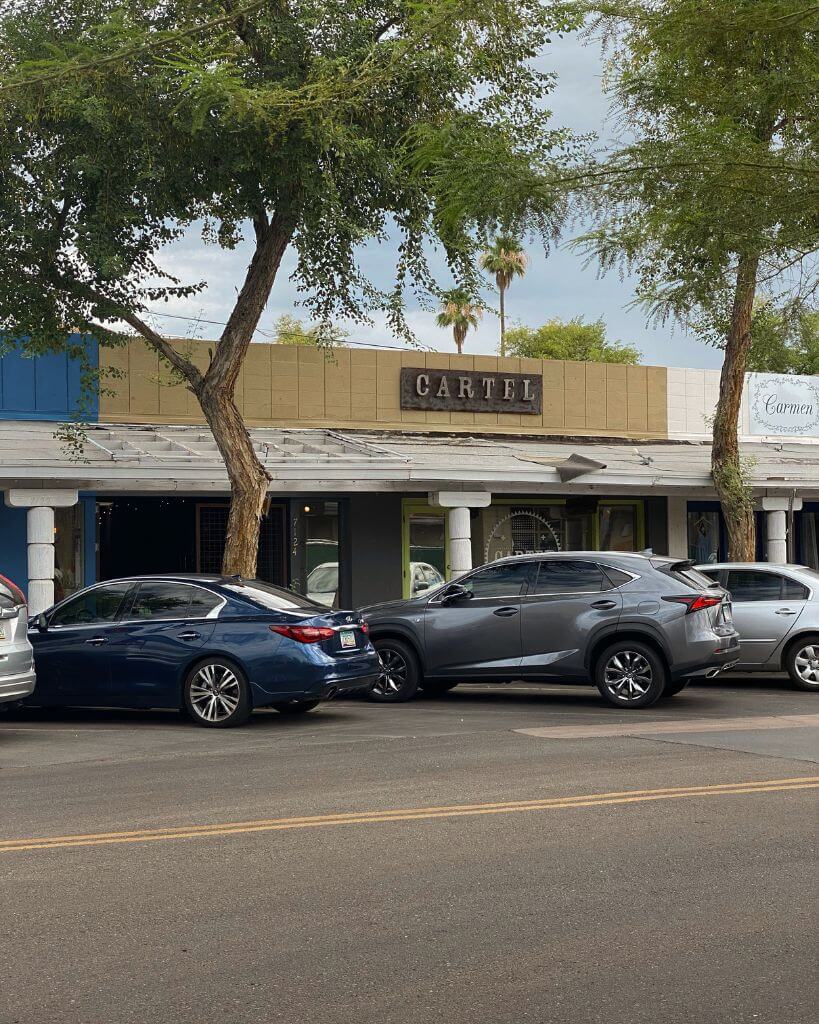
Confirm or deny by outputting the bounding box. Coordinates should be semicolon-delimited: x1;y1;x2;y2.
659;679;689;699
272;700;321;715
784;638;819;691
421;680;458;697
183;658;252;728
369;639;420;702
595;641;667;709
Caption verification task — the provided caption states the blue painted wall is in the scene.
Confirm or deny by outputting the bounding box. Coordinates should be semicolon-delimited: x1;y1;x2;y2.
0;334;98;421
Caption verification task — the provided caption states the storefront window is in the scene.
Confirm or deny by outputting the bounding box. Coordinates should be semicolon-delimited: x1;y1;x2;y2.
54;505;84;602
303;501;340;606
475;501;642;565
196;502;287;586
481;505;564;562
688;509;721;563
406;512;446;598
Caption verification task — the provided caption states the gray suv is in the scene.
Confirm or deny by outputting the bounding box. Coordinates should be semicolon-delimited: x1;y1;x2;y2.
360;553;739;709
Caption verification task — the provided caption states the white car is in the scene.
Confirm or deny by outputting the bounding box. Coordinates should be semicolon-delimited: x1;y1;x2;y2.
307;561;445;605
0;574;36;706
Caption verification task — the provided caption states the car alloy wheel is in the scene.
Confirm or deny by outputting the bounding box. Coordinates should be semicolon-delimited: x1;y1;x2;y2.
185;660;251;727
603;650;653;702
375;648;408;698
369;639;420;702
791;643;819;689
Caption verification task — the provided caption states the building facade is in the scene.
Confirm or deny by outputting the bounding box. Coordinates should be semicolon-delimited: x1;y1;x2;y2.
2;338;818;614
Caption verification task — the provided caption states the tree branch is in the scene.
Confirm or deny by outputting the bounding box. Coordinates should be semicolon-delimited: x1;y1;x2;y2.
207;210;296;392
119;309;204;389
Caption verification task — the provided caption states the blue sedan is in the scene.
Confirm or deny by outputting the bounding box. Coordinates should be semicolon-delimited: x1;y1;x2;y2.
27;575;380;727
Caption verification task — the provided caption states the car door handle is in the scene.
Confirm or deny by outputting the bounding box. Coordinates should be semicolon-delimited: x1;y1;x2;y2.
775;608;798;616
84;636;108;646
177;631;201;640
493;607;519;617
591;600;617;610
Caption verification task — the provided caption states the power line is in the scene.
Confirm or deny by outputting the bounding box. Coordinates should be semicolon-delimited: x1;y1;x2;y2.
142;308;437;352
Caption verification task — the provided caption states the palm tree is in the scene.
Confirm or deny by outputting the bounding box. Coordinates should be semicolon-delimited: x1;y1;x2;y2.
436;287;482;355
480;235;528;356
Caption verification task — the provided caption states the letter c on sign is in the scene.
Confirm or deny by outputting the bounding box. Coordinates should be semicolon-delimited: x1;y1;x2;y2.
416;373;430;397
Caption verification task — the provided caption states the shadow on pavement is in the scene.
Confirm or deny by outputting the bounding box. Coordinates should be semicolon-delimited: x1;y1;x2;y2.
0;704;362;731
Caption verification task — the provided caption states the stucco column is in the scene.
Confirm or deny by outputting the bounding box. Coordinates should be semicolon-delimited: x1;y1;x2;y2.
27;507;56;615
666;496;688;559
429;490;492;580
766;510;787;564
4;488;79;615
447;506;472;578
760;496;802;565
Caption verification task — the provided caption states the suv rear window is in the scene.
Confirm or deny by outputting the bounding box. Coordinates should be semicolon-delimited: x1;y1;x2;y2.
654;562;716;589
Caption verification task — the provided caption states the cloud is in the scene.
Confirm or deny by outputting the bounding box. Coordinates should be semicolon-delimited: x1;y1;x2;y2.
150;32;722;371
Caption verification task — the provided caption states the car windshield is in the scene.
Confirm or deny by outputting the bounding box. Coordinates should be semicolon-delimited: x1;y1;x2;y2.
224;580;322;612
307;565;338;592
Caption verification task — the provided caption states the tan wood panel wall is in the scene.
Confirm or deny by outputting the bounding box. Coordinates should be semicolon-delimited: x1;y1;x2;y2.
99;339;669;438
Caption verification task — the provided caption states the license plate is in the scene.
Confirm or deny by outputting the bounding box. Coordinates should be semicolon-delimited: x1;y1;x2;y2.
339;629;357;649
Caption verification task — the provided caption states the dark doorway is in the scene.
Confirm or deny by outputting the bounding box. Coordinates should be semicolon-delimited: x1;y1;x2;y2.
98;497;288;586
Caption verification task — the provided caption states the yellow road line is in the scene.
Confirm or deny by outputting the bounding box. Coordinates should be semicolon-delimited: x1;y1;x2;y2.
2;776;816;853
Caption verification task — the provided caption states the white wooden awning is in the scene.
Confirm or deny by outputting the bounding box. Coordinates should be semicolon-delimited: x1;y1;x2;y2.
1;420;818;498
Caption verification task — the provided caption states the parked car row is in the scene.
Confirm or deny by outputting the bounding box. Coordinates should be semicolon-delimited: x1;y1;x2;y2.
0;552;815;728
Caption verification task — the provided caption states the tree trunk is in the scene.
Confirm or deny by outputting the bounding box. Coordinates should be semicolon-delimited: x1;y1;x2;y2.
711;254;760;560
499;284;506;357
126;212;294;578
198;382;270;577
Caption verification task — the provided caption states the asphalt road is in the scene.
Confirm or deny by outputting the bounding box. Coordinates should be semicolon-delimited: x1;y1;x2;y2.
1;676;817;1024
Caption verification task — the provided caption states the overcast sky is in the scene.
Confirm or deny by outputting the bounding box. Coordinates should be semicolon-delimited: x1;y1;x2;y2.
152;32;723;371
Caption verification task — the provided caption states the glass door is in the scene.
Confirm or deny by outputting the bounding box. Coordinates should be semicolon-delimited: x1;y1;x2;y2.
598;502;645;552
402;501;448;599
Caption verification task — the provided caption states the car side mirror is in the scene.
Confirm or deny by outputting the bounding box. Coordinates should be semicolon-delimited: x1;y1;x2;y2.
414;581;431;593
37;612;48;632
442;583;472;604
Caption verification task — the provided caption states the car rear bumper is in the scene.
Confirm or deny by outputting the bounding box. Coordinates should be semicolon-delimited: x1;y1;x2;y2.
0;665;37;703
671;636;741;680
251;672;379;707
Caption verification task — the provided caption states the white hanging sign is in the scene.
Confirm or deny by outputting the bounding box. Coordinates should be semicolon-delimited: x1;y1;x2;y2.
748;373;819;437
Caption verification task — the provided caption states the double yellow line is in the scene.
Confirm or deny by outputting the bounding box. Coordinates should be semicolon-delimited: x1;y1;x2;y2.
2;776;816;854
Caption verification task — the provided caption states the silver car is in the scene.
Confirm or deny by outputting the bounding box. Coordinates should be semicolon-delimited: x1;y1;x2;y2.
0;574;36;706
696;562;819;691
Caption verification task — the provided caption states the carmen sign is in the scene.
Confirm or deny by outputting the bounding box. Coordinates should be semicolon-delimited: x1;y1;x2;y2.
748;373;819;437
400;367;542;414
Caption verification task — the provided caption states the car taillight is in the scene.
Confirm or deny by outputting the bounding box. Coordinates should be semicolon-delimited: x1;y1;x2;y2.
0;573;26;608
269;624;335;643
663;594;723;614
360;621;369;634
